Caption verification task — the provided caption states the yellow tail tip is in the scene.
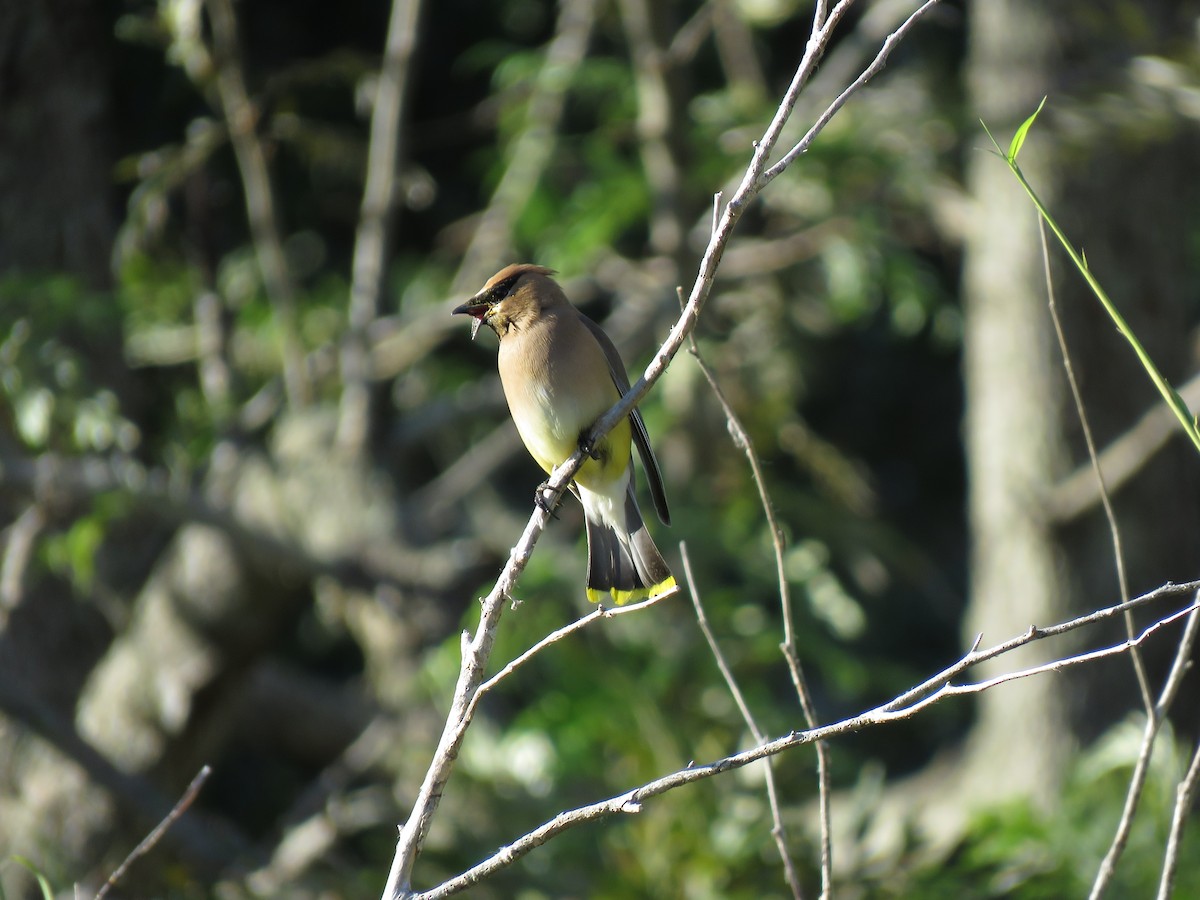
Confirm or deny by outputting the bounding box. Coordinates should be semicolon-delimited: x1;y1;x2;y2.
586;576;677;607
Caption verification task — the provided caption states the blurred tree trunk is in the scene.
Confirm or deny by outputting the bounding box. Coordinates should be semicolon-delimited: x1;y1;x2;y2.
957;0;1200;815
844;0;1200;862
0;0;116;286
851;0;1072;856
0;0;124;887
957;0;1070;810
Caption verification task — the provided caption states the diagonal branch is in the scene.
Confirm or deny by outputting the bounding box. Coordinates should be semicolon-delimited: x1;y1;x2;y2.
466;587;677;722
681;545;804;900
1156;716;1200;900
761;0;944;186
381;4;947;896
94;766;213;900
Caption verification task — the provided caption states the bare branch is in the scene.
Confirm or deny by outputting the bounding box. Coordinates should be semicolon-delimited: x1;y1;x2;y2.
761;0;945;186
412;584;1199;899
94;766;212;900
203;0;309;407
585;1;947;456
1157;722;1200;900
338;0;425;454
684;294;831;897
927;601;1197;704
879;581;1198;716
470;588;677;716
681;545;804;900
1090;599;1200;900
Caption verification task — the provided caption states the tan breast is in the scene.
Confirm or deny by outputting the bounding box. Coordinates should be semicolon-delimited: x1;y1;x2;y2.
497;308;619;474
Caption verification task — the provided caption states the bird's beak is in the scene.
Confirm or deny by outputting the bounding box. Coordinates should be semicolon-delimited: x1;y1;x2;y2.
452;296;491;341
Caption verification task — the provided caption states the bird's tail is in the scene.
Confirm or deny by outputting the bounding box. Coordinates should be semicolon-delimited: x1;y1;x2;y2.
584;485;675;606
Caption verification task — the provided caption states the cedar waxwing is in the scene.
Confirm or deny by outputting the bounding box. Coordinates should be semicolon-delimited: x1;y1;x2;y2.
453;264;675;605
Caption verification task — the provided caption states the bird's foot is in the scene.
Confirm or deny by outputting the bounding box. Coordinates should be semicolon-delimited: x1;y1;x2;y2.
535;480;563;518
577;433;603;461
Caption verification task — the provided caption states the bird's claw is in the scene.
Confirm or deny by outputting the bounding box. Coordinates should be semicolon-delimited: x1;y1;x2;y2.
535;481;562;518
578;434;602;461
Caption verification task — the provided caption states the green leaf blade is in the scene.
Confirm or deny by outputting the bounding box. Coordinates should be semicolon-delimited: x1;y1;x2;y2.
1008;96;1048;162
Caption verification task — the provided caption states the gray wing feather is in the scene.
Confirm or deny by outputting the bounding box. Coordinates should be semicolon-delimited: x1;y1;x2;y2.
578;311;671;526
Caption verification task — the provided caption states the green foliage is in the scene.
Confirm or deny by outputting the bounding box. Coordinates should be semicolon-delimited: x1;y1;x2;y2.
0;275;140;454
13;0;1200;897
857;717;1200;898
40;492;134;594
526;147;649;271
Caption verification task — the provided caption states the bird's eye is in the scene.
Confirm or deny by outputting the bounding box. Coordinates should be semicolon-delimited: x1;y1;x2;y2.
491;274;521;302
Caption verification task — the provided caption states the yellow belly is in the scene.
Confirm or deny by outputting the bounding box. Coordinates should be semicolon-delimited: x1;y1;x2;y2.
510;389;632;489
497;311;632;490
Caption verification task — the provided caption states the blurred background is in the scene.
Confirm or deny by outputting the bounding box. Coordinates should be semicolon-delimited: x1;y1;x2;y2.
2;0;1200;896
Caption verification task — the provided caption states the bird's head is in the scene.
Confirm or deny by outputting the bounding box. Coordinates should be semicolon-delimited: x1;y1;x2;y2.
453;263;560;340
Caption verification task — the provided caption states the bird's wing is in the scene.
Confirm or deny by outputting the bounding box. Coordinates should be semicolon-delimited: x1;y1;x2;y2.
578;312;671;526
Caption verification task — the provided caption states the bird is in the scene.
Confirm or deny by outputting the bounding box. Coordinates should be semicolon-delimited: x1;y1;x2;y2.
453;263;675;605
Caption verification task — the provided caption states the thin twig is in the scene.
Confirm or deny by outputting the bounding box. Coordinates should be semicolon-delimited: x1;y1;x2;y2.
467;587;678;717
681;544;804;900
684;285;832;897
410;585;1199;899
203;0;309;407
761;0;944;186
1090;598;1200;900
93;766;213;900
1043;201;1183;897
878;582;1198;717
584;0;947;460
382;499;563;899
932;601;1197;702
1157;717;1200;900
1039;217;1151;712
338;0;425;454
